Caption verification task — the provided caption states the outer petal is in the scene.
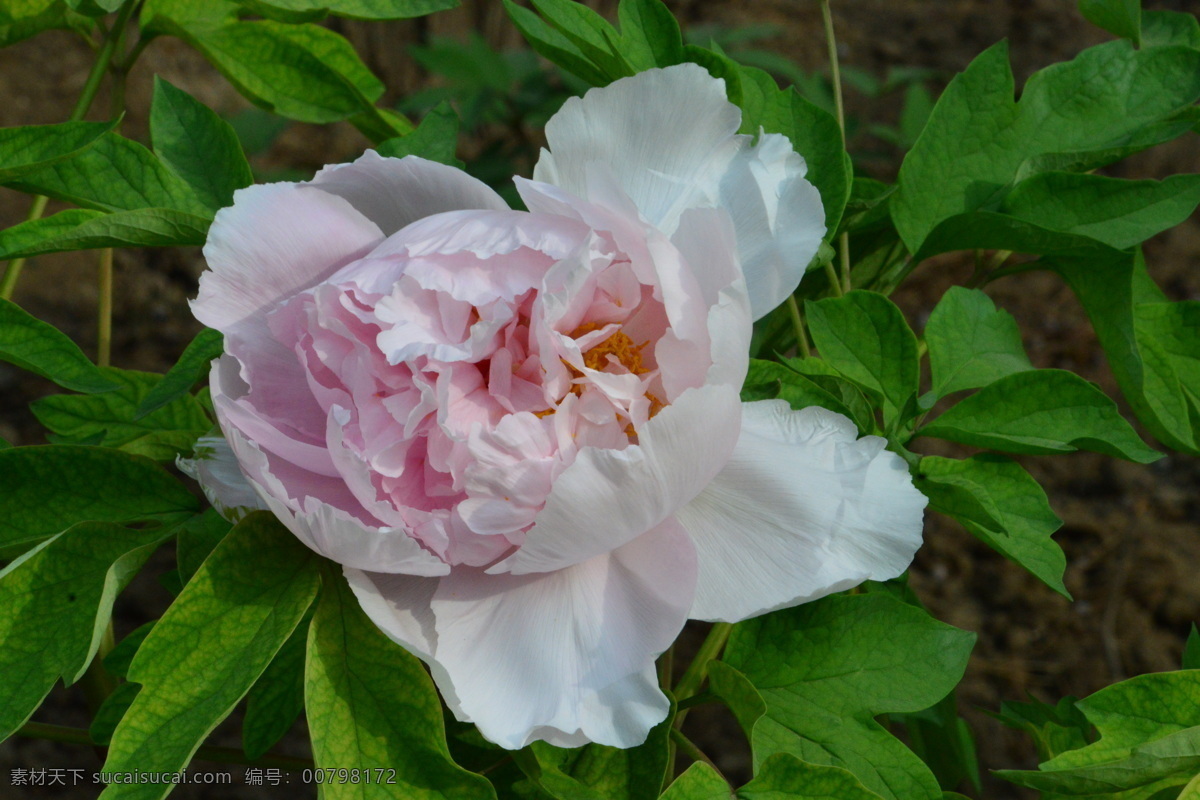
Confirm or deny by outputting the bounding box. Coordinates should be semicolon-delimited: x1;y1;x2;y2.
535;64;825;318
312;151;509;237
487;384;741;576
193;182;384;333
676;401;926;623
346;517;697;749
222;421;449;577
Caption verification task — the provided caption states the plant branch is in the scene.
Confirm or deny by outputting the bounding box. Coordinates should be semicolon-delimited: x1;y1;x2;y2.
786;295;811;357
674;623;732;703
820;0;853;294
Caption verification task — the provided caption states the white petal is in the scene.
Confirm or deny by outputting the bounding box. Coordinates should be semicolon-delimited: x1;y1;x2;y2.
536;64;825;318
718;134;826;318
193;182;384;333
348;518;697;749
488;384;741;576
677;400;926;623
176;435;268;523
536;63;742;234
313;151;509;236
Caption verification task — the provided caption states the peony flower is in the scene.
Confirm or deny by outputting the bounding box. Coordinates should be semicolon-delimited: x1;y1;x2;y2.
188;63;926;750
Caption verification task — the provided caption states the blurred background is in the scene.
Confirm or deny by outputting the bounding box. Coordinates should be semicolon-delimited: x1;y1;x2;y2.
1;1;1198;797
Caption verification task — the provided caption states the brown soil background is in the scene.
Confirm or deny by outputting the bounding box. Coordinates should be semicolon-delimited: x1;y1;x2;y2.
2;1;1199;798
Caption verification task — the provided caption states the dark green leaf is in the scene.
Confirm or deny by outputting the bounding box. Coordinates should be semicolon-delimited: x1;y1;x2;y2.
925;287;1033;399
526;0;632;80
1048;249;1200;455
180;20;385;125
100;513;321;800
7;131;209;215
503;0;610;87
0;522;168;740
919;369;1161;463
104;621;156;679
994;696;1093;763
896;694;981;794
1002;172;1200;251
1183;625;1200;671
996;671;1200;795
1142;10;1200;49
0;119;116;183
89;683;142;746
724;593;975;800
1079;0;1141;45
0;445;197;551
918;454;1068;597
139;0;240;34
32;367;211;461
0;207;210;259
151;77;254;211
658;763;729;800
742;359;875;435
0;0;82;48
243;618;307;760
740;754;886;799
376;101;463;167
805;291;919;425
176;508;231;584
0;298;116;393
707;661;766;742
616;0;684;70
894;40;1200;253
238;0;456;21
135;328;223;420
305;567;497;799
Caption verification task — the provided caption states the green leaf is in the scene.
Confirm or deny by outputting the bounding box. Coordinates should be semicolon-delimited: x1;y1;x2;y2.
1185;625;1200;671
925;287;1033;400
376;101;463;167
896;694;981;794
658;763;729;800
520;706;672;800
104;621;156;679
805;291;919;425
0;445;197;551
723;593;975;800
737;65;851;238
616;0;684;70
0;521;168;740
1079;0;1141;45
177;20;385;125
1142;10;1200;49
305;568;496;799
994;695;1093;763
0;0;81;48
238;0;456;21
135;328;223;420
526;0;633;80
502;0;610;87
0;298;116;393
893;40;1200;253
7;131;209;215
1048;249;1200;455
996;671;1200;795
242;618;306;760
741;754;886;799
176;508;231;584
139;0;239;34
743;358;877;435
0;207;210;260
708;661;766;741
1002;172;1200;251
100;512;321;800
912;209;1114;263
919;370;1161;463
89;683;142;746
917;454;1068;597
151;77;253;211
32;367;211;461
0;119;116;183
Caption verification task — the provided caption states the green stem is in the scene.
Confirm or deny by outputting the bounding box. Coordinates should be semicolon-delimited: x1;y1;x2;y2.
820;0;853;294
674;623;732;703
669;728;728;784
0;0;140;301
658;644;674;693
822;255;844;298
16;722;314;771
786;295;811;358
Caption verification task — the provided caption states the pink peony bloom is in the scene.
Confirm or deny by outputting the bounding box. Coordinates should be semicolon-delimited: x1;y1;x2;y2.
189;64;926;749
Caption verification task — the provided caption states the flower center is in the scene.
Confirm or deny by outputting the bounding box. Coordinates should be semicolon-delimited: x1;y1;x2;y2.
573;322;650;375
